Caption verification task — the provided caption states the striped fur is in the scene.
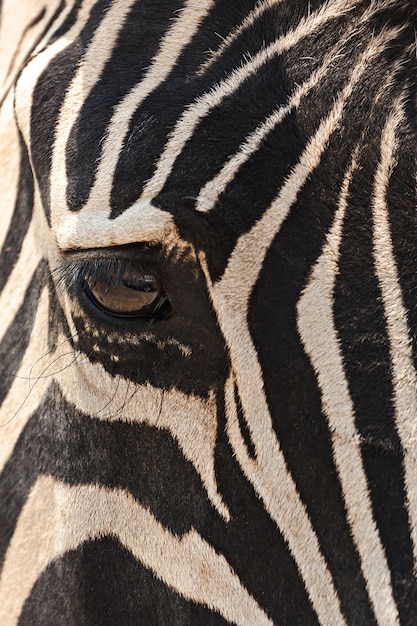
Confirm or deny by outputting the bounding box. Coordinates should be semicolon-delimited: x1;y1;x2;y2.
1;1;417;623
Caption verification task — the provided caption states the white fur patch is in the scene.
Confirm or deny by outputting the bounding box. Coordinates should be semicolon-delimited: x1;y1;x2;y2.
0;476;271;626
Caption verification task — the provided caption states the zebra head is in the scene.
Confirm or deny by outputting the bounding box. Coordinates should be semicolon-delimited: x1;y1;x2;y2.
1;1;417;624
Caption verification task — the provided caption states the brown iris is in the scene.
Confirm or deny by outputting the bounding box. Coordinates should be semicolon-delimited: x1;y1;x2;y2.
84;267;170;318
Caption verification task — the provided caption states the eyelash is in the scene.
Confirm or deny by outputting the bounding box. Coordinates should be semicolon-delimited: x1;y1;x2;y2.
54;257;151;295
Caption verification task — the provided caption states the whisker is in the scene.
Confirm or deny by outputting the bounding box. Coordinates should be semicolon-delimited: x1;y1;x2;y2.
14;331;80;382
0;348;94;428
91;375;121;417
27;349;84;389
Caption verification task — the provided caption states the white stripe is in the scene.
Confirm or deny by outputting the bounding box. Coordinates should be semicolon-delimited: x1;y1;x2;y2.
195;33;350;213
14;0;101;149
0;218;40;345
297;153;400;626
372;97;417;568
197;0;285;75
55;200;175;251
0;92;20;252
0;287;50;472
203;31;398;626
139;0;357;203
0;0;62;97
222;365;347;626
49;0;137;230
0;476;273;626
54;351;230;520
84;0;215;213
30;0;79;60
2;276;229;519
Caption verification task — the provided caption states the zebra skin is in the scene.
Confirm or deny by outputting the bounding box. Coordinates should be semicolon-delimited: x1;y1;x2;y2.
1;0;417;623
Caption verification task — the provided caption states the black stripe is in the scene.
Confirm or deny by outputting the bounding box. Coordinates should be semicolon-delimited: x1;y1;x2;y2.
234;383;256;460
1;381;316;624
154;56;292;207
334;94;417;623
0;261;46;409
0;129;34;294
165;23;369;282
207;389;319;625
29;0;112;222
47;0;84;44
386;90;417;382
19;537;231;626
154;8;359;217
0;383;220;570
0;4;64;110
65;0;190;212
252;201;377;624
109;3;357;218
108;0;297;217
245;56;395;623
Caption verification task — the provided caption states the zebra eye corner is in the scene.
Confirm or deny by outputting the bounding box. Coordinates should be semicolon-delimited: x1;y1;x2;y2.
83;271;173;321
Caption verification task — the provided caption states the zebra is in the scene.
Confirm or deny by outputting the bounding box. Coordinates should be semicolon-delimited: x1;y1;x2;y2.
1;0;417;623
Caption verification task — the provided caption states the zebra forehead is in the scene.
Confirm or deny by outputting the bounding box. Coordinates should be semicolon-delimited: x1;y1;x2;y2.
13;0;415;240
22;2;331;207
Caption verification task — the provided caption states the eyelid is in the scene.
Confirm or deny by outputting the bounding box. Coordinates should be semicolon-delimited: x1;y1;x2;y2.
53;257;152;296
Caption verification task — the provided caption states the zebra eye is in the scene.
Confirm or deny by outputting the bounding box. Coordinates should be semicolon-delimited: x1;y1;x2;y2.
84;268;172;320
